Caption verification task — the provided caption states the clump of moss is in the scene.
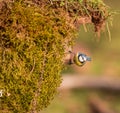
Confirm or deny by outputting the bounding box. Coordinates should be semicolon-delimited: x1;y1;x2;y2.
46;0;111;36
0;1;75;112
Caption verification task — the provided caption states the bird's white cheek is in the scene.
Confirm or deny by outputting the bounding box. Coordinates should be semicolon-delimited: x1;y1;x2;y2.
79;56;84;62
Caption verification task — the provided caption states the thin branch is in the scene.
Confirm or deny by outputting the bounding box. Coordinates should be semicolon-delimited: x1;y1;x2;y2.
59;75;120;91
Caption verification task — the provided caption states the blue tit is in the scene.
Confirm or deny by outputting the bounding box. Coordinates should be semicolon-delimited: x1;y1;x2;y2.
73;52;91;66
69;51;91;66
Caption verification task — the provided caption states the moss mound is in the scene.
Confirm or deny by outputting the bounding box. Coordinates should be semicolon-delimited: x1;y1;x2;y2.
0;0;111;112
0;1;75;112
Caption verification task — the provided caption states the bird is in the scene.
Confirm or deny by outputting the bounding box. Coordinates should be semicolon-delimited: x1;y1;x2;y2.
68;51;91;67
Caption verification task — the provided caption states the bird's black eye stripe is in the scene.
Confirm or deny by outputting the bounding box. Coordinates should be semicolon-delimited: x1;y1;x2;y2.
78;54;81;60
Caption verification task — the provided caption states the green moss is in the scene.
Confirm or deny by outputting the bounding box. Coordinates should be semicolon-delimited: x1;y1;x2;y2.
0;1;75;112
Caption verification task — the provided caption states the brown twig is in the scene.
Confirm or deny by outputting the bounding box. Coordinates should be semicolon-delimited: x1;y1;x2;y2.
59;75;120;91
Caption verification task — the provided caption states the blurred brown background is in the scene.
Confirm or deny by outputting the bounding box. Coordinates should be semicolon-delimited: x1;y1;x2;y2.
42;0;120;113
